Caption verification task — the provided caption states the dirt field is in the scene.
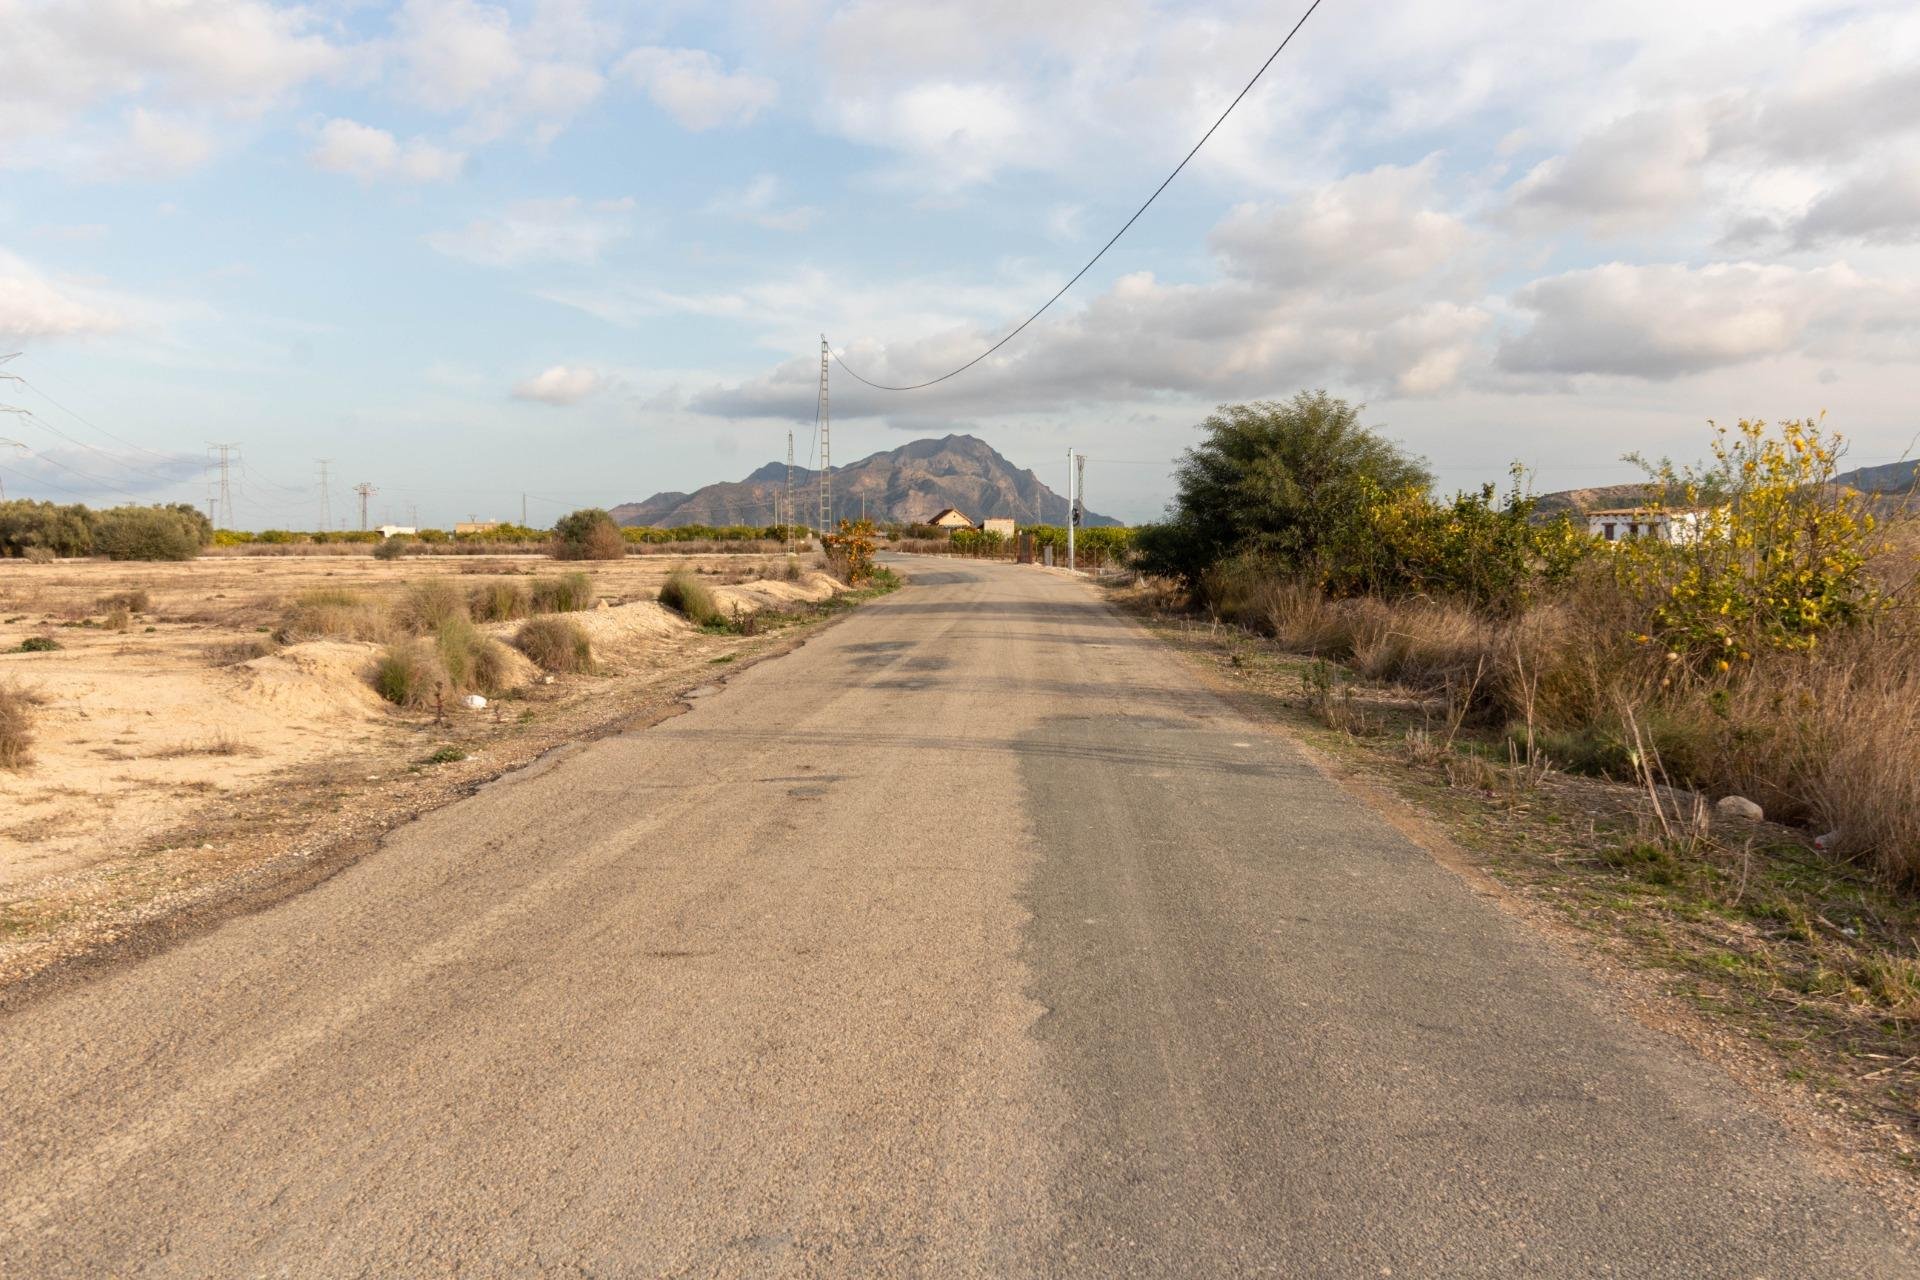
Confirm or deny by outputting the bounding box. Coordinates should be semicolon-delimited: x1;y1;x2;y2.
0;551;846;989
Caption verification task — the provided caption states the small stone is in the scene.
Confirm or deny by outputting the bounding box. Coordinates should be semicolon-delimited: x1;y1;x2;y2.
1715;794;1764;822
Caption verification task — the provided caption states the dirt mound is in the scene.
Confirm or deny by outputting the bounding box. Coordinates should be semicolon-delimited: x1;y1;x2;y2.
709;571;844;615
230;640;389;723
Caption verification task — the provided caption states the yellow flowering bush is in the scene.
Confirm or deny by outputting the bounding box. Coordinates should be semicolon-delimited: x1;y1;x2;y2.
1615;418;1882;671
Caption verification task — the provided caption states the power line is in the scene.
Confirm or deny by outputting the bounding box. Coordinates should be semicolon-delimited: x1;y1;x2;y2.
828;0;1327;392
11;370;197;466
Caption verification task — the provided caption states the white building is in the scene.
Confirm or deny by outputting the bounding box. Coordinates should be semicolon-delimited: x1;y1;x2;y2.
982;517;1017;539
375;524;418;540
1585;508;1711;545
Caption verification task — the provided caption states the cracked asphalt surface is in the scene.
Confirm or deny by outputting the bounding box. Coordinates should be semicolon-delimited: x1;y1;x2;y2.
1;556;1911;1276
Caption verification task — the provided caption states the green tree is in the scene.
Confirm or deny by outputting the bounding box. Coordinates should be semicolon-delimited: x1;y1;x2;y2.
550;508;626;561
1135;393;1432;588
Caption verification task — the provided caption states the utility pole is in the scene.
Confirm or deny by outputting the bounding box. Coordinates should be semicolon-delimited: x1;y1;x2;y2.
817;335;831;533
785;427;795;553
1066;449;1076;572
353;481;376;531
316;458;332;533
1074;452;1087;573
521;493;527;527
208;442;240;529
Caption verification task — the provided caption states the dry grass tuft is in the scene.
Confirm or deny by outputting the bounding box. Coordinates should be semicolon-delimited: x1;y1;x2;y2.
372;639;445;708
469;579;531;622
515;615;593;673
278;588;395;644
658;570;722;626
529;572;594;614
0;680;43;770
395;578;469;634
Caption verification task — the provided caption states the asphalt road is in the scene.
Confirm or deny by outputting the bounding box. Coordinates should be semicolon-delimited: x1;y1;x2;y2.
1;557;1911;1277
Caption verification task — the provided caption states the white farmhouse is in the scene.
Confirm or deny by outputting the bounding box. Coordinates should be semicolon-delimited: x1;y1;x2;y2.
375;524;418;540
982;517;1017;539
1585;508;1710;545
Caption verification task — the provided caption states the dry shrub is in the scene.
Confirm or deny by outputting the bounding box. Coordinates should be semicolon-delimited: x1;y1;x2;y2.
396;578;469;634
658;570;722;626
433;617;519;695
1344;597;1494;692
278;588;394;644
515;616;593;673
470;579;530;622
95;589;151;613
1261;578;1351;655
373;639;445;708
529;572;593;614
0;680;42;769
104;605;132;632
1698;621;1920;880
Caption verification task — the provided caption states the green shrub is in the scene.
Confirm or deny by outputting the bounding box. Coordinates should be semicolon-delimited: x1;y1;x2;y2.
17;636;60;653
469;580;531;622
372;535;413;561
550;508;627;561
1137;393;1431;588
93;506;207;561
529;571;593;613
515;616;593;673
395;578;468;633
373;640;445;708
658;570;722;625
0;499;97;558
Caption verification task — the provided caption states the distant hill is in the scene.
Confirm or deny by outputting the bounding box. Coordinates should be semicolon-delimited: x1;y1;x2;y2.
1835;459;1920;495
611;435;1121;529
1531;482;1658;518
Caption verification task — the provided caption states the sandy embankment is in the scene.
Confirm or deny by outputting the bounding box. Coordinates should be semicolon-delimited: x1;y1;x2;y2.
0;555;844;895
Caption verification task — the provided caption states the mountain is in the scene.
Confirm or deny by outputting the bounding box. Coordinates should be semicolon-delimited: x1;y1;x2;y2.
610;435;1122;528
1531;482;1658;518
1835;459;1920;494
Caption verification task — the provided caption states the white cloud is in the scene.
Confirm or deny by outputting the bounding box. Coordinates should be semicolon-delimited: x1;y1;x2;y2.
427;197;635;267
512;365;603;404
1497;261;1920;379
1209;160;1474;293
1505;105;1716;234
0;249;125;340
1789;163;1920;248
617;46;776;131
712;175;816;231
394;0;520;112
391;0;608;142
309;118;465;183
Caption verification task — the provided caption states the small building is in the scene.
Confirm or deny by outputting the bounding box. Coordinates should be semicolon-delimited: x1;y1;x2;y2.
982;517;1016;539
1585;508;1710;545
928;507;975;529
455;520;503;535
375;524;418;540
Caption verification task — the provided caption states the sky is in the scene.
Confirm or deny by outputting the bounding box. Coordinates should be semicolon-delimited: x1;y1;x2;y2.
2;0;1918;528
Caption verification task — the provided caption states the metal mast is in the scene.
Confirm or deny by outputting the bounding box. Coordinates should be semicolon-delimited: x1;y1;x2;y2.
209;442;239;529
785;427;795;553
317;458;332;533
353;481;376;531
816;336;831;532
